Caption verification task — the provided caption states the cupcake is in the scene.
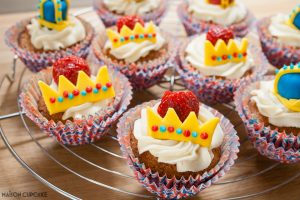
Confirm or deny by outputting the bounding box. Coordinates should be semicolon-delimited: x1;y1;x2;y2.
117;91;239;199
235;64;300;163
19;56;132;145
257;5;300;68
93;16;176;89
177;26;267;104
177;0;255;37
5;0;94;72
93;0;167;27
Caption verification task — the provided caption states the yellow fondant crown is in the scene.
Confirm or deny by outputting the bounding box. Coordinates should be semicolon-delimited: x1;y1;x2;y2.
106;22;157;49
204;38;248;66
147;107;220;147
286;5;300;31
38;66;115;115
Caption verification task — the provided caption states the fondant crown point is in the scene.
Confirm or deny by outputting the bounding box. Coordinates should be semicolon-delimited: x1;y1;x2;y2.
286;4;300;30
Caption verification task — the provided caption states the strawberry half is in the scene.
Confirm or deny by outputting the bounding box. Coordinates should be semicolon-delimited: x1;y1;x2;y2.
206;26;234;45
116;15;144;32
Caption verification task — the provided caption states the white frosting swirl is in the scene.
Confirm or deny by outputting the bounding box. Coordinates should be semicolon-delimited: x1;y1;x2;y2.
27;16;86;51
133;103;224;172
104;24;166;62
50;77;112;120
103;0;160;15
185;34;254;80
251;80;300;128
268;14;300;47
187;0;247;26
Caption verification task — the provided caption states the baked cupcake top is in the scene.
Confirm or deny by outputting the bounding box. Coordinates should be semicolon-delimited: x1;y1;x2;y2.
185;26;254;79
187;0;247;26
103;0;161;15
133;91;224;172
27;0;86;51
104;16;166;62
268;5;300;47
38;56;115;120
251;63;300;128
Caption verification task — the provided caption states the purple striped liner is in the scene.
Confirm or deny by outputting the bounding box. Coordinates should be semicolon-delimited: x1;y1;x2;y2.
117;100;239;199
234;76;300;163
19;66;132;146
5;17;95;73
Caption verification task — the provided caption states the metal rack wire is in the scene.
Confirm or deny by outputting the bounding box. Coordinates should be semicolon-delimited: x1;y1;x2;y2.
0;6;299;200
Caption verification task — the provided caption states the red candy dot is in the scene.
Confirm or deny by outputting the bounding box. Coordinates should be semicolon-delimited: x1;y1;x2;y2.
233;52;238;58
211;56;216;60
50;97;56;103
168;126;174;133
152;125;158;132
183;130;191;137
144;34;148;38
63;91;69;98
200;132;208;140
86;86;92;93
222;55;228;60
243;52;247;57
96;83;102;90
73;89;79;96
125;36;129;40
153;33;156;37
113;38;118;43
135;34;139;39
106;82;112;88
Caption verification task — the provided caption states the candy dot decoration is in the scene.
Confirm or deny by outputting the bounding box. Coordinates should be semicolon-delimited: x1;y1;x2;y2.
38;0;70;31
38;66;115;115
286;4;300;31
146;107;220;147
273;63;300;112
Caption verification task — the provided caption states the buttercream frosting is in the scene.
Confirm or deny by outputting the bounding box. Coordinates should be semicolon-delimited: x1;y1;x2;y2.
251;80;300;128
187;0;247;26
104;24;166;62
27;16;86;51
185;34;254;79
269;14;300;47
103;0;160;15
133;103;224;172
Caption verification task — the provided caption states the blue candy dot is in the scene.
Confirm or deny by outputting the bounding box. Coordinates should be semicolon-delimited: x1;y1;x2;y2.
120;37;125;42
58;97;63;103
57;18;61;22
176;129;182;134
228;55;232;60
283;65;288;70
81;91;87;96
192;131;198;138
275;69;279;74
139;34;144;39
217;57;222;61
102;86;108;92
160;126;166;132
148;34;152;38
238;54;243;59
130;35;135;40
68;94;74;99
93;88;99;94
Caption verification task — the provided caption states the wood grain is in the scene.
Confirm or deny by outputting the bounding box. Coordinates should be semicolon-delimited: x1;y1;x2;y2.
0;1;300;200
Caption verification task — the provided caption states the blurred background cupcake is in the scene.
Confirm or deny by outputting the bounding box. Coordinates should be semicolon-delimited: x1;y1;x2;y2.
5;0;94;72
177;0;255;37
19;56;132;145
93;0;167;27
92;15;176;89
235;64;300;163
117;91;239;199
257;4;300;68
177;26;267;104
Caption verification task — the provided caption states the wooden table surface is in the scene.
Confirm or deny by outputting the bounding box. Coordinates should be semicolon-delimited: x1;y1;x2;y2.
0;1;299;200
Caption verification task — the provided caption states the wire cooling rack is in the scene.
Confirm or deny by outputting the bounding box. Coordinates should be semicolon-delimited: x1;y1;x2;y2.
0;4;300;200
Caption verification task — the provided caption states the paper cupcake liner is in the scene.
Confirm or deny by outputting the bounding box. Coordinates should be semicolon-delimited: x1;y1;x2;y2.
176;37;268;105
257;17;300;68
5;17;95;73
93;0;167;27
19;66;132;146
234;76;300;163
92;31;177;89
177;1;255;37
117;100;239;199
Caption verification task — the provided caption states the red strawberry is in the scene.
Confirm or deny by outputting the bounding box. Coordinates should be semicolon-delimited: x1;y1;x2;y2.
157;91;200;122
53;56;90;85
206;26;234;45
116;15;144;32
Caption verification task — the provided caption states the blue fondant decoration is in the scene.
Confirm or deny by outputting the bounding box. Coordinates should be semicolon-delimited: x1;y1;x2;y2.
277;73;300;99
43;0;55;23
294;13;300;30
61;0;68;20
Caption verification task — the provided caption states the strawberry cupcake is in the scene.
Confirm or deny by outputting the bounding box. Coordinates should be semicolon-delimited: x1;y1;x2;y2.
93;16;176;89
5;0;94;72
93;0;167;27
118;91;239;199
257;5;300;68
177;26;267;104
177;0;255;37
235;64;300;163
19;56;132;145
